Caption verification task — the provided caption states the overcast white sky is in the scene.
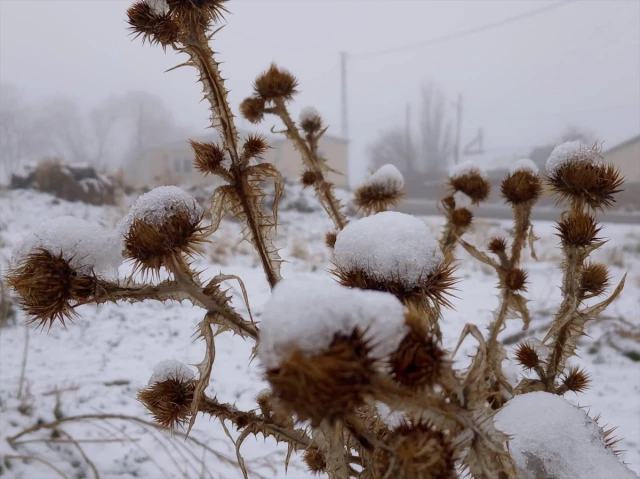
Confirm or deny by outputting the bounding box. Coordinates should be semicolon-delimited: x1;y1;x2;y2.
1;0;639;185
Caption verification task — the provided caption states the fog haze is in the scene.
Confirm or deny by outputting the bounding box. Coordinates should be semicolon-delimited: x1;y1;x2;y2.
1;0;639;185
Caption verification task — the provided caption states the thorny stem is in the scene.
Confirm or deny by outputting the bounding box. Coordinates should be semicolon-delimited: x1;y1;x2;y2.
272;98;348;231
165;256;258;340
181;25;280;289
508;203;532;268
314;424;350;479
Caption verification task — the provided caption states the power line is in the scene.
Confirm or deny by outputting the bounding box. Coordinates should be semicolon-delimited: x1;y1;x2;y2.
352;1;575;59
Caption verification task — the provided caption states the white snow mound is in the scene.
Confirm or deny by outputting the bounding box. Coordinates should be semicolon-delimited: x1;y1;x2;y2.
258;277;408;369
299;106;321;124
545;141;603;175
449;160;487;179
333;211;444;288
453;191;473;209
361;164;404;193
495;391;638;479
119;185;202;234
149;360;195;384
510;158;539;175
12;216;123;279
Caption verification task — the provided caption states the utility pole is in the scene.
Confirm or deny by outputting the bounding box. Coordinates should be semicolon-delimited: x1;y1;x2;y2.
405;103;411;152
452;93;463;165
340;51;348;140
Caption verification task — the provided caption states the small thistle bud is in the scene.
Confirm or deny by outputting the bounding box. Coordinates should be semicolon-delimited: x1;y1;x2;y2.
560;365;591;394
242;133;270;161
441;194;456;210
488;237;508;254
239;96;266;124
503;268;528;292
373;421;457;479
303;449;326;474
450;208;473;229
298;106;323;134
301;170;319;188
120;186;206;274
325;231;338;249
514;341;541;370
354;164;405;215
127;1;179;48
555;211;602;247
501;160;542;205
137;360;196;431
253;63;298;102
580;262;610;297
389;311;447;388
333;212;456;314
191;140;226;174
546;142;623;210
448;161;490;204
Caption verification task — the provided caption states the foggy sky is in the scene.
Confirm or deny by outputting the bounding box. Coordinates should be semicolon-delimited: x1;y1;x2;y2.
1;0;639;185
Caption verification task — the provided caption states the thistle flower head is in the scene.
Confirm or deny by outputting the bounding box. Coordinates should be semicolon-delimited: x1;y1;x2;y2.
239;96;266;124
325;231;337;249
303;449;326;474
514;339;545;370
354;164;405;215
127;1;180;48
488;237;508;255
191;140;226;175
137;360;196;431
449;207;473;229
546;141;623;210
298;106;323;134
165;0;228;25
501;159;543;205
241;133;270;161
503;268;528;292
448;161;491;204
253;63;298;102
301;170;319;188
373;421;458;479
258;278;407;425
389;310;447;388
555;211;602;247
561;365;591;394
333;212;456;313
119;186;206;274
580;262;610;297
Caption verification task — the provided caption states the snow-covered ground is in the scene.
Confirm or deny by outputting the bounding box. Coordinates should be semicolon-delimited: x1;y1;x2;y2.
1;187;639;479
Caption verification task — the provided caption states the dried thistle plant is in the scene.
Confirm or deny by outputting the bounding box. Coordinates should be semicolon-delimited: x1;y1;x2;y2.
240;72;348;231
4;2;635;479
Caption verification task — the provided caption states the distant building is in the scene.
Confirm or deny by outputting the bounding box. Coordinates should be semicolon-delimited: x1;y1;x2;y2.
122;130;349;190
605;134;640;184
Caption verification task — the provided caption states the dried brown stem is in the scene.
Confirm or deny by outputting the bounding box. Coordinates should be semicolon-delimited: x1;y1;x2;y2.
180;26;281;289
272;98;348;230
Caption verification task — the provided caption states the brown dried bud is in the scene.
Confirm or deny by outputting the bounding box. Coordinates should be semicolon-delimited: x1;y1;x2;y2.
301;170;319;188
389;311;446;388
560;365;591;394
448;173;490;203
548;160;623;210
580;262;610;297
137;377;195;431
354;165;405;215
165;0;228;25
242;133;270;161
555;211;602;247
299;107;323;134
266;329;376;426
487;237;508;254
127;2;179;48
441;195;455;211
373;421;457;479
303;449;326;474
503;268;528;292
253;63;298;101
450;208;473;229
191;140;225;174
6;250;97;329
514;341;541;370
501;170;542;205
122;188;207;274
239;96;266;124
325;231;338;249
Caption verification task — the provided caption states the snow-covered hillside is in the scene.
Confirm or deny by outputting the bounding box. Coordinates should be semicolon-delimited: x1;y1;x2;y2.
1;187;639;478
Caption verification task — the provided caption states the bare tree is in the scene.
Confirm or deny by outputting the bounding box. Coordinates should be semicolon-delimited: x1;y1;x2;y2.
418;81;452;174
367;127;416;174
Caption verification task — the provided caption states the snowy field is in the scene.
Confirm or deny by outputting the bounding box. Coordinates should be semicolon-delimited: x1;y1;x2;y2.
1;187;639;479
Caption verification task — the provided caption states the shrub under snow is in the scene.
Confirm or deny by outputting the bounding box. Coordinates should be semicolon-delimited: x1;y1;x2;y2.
12;216;123;279
495;391;638;479
257;277;407;369
333;211;443;288
545;141;603;174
